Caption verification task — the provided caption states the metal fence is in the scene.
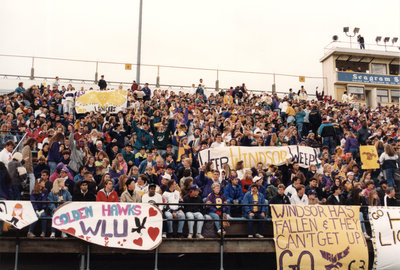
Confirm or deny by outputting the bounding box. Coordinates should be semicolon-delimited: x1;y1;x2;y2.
0;53;326;97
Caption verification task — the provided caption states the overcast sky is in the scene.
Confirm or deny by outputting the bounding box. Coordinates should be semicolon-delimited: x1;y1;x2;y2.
0;0;399;93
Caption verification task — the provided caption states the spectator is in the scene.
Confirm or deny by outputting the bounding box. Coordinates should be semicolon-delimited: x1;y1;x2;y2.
162;180;185;238
224;177;244;218
72;180;96;201
183;185;204;239
243;184;266;238
357;35;365;49
48;178;72;238
0;140;14;169
98;75;107;90
379;144;399;188
47;133;64;175
326;185;345;205
96;179;119;202
22;138;36;193
289;185;309;205
383;187;398;206
8;152;26;200
205;182;227;236
120;178;142;203
27;179;49;238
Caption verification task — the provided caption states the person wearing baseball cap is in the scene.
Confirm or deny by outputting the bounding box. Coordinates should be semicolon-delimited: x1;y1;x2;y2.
183;185;204;239
242;184;266;238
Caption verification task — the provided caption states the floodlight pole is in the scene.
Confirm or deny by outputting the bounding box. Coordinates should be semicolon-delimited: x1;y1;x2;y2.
136;0;143;85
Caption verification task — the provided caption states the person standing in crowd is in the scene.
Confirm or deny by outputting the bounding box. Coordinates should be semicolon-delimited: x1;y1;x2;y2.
183;185;204;239
47;133;64;176
357;35;365;49
22;138;36;193
383;187;398;206
8;152;26;200
98;75;107;90
379;144;399;188
0;140;14;169
142;83;151;101
243;184;266;238
289;185;309;205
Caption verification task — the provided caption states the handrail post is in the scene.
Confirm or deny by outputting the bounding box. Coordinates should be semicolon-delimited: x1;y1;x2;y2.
94;62;98;84
154;247;159;270
30;57;34;80
86;245;90;270
156;66;160;88
219;207;224;270
215;69;219;92
14;231;20;270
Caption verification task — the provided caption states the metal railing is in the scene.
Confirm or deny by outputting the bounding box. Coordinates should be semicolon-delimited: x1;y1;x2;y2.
0;53;326;97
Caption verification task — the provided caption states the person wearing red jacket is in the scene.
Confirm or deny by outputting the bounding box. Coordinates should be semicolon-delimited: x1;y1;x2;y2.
96;179;119;202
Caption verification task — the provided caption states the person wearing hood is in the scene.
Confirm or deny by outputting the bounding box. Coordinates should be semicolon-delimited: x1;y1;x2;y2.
8;152;27;200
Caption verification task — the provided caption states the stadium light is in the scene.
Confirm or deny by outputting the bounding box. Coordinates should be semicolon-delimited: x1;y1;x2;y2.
392;37;398;44
384;37;390;43
343;26;359;48
375;36;382;43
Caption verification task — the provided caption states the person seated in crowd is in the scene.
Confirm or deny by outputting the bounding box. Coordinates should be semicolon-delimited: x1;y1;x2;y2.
326;185;345;205
120;178;142;203
27;179;49;238
162;180;185;238
48;178;72;238
290;185;308;205
142;183;164;210
242;184;266;238
224;177;244;218
183;185;204;239
72;180;96;201
383;187;398;206
205;182;227;236
96;179;119;202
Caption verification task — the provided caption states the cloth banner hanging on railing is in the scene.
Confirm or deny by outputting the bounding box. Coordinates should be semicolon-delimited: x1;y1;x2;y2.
199;146;320;170
52;202;163;250
271;205;368;270
75;89;128;114
0;200;38;229
369;206;400;270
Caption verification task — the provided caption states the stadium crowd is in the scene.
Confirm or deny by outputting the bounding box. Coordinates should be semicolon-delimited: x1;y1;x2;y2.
0;77;399;239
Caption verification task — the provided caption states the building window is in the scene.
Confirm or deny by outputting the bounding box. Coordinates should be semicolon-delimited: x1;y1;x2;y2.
348;86;365;101
377;89;389;103
371;63;387;75
391;90;400;103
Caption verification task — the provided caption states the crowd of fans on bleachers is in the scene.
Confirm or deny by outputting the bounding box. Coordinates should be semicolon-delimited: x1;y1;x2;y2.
0;77;399;239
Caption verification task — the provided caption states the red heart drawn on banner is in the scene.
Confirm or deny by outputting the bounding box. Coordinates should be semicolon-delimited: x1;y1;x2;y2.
61;228;76;235
78;235;84;239
148;227;160;242
133;238;143;246
149;208;158;217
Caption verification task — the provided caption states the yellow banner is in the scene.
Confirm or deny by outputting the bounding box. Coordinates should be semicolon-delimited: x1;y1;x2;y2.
360;145;380;169
75;89;128;114
271;205;368;270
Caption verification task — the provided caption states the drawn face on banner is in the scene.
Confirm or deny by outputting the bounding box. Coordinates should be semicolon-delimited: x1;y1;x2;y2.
0;201;38;229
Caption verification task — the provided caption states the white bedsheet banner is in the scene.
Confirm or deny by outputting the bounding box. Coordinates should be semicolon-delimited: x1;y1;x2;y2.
52;202;163;250
369;206;400;270
0;200;38;229
199;145;320;170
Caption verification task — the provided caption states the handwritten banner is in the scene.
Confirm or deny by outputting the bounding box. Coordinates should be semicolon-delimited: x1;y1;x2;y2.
360;145;380;170
271;205;368;270
75;89;128;114
52;202;163;250
199;146;320;170
0;200;38;229
369;207;400;270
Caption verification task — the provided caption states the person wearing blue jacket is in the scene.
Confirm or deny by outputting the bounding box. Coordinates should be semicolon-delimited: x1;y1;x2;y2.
27;179;49;238
295;107;306;140
48;178;72;238
242;184;266;238
224;177;243;217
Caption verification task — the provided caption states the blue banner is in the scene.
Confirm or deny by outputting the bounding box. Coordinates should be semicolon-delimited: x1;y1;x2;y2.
337;72;400;85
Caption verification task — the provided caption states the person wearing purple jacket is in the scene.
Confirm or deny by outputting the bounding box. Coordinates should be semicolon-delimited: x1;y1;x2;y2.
205;183;227;235
344;132;359;159
27;179;49;238
47;133;65;175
